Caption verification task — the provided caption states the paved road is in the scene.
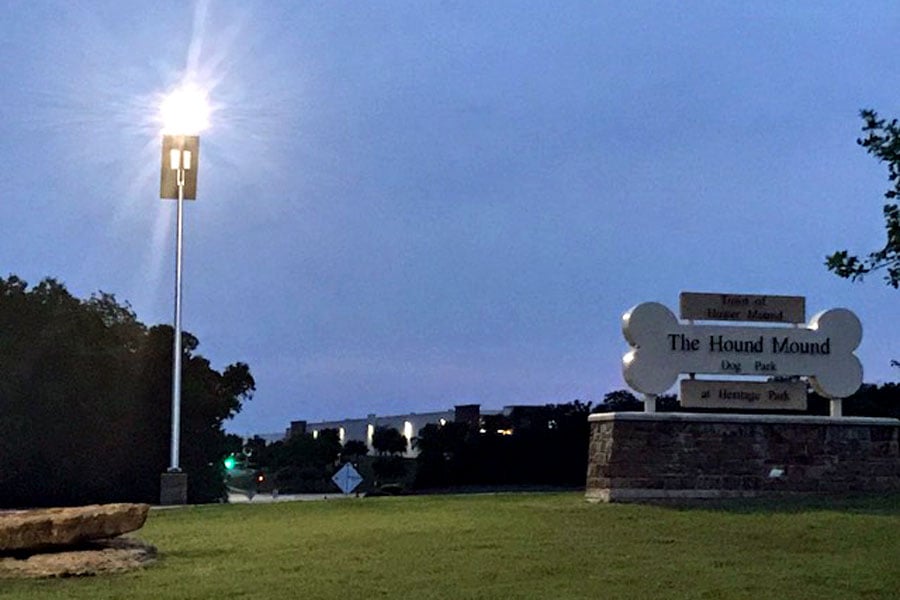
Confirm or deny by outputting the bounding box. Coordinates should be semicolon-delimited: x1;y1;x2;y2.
226;491;356;504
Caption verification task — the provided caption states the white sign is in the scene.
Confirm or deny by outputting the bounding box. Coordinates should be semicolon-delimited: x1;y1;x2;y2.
680;292;805;323
680;379;807;411
332;463;363;495
622;302;862;398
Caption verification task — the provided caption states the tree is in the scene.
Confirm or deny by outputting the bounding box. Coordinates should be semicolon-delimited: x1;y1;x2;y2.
369;427;408;486
243;435;268;460
843;382;900;419
0;275;255;507
223;434;245;456
279;429;341;468
341;439;369;462
249;429;344;494
413;421;475;488
596;390;679;412
503;401;594;486
413;401;596;489
826;109;900;288
598;389;642;411
371;427;407;456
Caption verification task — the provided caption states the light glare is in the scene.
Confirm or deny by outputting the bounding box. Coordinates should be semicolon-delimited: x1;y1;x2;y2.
160;84;210;135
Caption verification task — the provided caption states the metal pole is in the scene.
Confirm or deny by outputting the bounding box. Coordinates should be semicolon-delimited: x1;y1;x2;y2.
830;398;843;418
169;166;185;472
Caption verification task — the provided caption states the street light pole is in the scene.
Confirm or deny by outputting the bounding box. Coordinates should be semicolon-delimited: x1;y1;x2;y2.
159;134;199;505
157;83;208;505
170;159;186;472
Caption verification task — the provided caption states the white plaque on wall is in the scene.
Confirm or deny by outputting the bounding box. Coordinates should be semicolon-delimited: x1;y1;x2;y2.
680;379;807;410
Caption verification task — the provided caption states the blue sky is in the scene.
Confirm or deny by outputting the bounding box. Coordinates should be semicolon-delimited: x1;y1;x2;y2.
1;2;897;435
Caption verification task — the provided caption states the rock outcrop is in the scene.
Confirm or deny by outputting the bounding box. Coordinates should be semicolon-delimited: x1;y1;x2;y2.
0;503;154;577
0;503;150;552
0;537;157;578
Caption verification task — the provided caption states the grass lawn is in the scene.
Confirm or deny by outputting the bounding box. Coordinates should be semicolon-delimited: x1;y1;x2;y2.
2;492;899;599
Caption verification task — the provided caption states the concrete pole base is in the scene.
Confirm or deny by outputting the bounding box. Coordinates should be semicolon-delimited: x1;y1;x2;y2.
160;472;188;505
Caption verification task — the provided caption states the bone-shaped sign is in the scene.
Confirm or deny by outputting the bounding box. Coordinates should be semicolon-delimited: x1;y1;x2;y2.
622;302;863;398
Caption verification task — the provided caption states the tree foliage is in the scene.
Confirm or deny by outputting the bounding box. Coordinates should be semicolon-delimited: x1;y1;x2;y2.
413;401;593;489
807;382;900;419
243;429;345;493
594;389;679;412
0;276;254;507
827;109;900;287
372;426;407;456
598;389;642;411
341;439;369;462
277;429;341;469
371;456;406;483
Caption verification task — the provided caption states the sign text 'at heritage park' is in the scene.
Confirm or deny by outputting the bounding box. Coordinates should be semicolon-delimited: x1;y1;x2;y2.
680;379;808;411
621;293;863;410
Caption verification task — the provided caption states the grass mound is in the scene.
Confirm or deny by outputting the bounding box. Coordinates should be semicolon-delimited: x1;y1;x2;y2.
3;492;899;599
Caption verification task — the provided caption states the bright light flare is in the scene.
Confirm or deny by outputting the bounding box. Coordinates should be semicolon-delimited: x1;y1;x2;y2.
159;84;210;135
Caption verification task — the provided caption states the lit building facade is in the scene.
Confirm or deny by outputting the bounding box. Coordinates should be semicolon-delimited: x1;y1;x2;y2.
286;404;489;457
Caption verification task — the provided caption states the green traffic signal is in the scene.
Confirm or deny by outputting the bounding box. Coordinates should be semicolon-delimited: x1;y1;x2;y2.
224;455;237;470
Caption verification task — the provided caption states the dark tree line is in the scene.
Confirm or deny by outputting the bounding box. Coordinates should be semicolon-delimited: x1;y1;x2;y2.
0;276;254;507
240;427;413;493
412;401;593;489
238;429;344;493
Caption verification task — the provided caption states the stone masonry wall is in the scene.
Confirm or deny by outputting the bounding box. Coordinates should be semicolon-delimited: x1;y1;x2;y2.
585;413;900;502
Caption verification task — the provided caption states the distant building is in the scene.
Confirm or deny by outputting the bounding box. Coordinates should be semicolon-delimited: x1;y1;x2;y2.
285;404;505;457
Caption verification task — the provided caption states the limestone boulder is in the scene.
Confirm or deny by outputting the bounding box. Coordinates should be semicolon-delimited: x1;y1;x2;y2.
0;537;157;578
0;504;150;553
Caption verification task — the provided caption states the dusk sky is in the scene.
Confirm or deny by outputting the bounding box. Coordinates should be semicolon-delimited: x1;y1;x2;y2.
1;2;897;436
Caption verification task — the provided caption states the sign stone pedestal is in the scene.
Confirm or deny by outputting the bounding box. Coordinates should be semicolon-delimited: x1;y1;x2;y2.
160;472;188;505
586;412;900;502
